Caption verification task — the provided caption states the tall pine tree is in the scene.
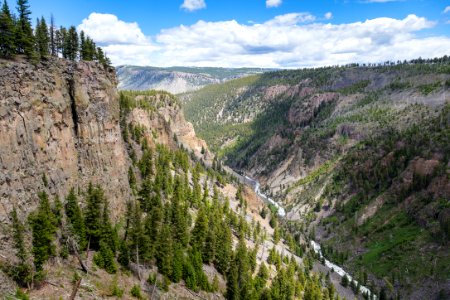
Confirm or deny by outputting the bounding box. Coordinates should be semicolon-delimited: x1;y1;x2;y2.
35;17;49;59
29;191;57;275
0;0;16;58
11;207;32;286
65;188;87;249
84;183;104;250
16;0;35;58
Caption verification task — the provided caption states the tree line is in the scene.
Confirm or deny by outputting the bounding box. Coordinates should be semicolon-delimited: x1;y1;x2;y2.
0;0;111;67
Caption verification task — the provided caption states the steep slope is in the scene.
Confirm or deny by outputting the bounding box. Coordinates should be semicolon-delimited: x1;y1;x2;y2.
1;59;359;300
117;65;270;94
182;59;450;299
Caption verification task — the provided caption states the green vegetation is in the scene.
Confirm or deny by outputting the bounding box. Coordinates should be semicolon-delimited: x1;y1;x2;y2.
183;57;450;298
0;0;111;66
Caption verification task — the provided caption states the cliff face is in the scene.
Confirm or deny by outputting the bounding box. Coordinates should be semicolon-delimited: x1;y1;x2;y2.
0;59;131;227
126;94;212;161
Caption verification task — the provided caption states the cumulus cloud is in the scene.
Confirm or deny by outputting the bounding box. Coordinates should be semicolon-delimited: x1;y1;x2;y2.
78;13;148;45
324;12;333;20
266;0;282;8
444;6;450;14
80;13;450;68
181;0;206;12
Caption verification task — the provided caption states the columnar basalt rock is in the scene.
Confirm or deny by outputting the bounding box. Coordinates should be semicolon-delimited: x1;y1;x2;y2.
0;58;131;230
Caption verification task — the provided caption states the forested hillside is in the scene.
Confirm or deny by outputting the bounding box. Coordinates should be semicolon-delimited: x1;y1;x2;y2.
182;58;450;299
2;88;363;300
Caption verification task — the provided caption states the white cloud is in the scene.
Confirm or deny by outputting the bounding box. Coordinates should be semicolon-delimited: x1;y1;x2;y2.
80;13;450;68
444;6;450;14
181;0;206;12
364;0;403;2
78;13;148;45
266;0;282;8
324;12;333;20
265;13;316;25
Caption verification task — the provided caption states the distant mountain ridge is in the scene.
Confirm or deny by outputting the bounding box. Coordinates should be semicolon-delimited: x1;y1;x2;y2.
116;65;274;94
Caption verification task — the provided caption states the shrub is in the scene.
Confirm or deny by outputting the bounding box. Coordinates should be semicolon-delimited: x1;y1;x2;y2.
130;285;142;299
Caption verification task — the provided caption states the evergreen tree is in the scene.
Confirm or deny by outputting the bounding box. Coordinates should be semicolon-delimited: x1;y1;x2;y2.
35;17;49;59
117;239;130;268
52;195;63;226
15;0;35;58
11;208;32;286
79;30;96;61
202;226;216;264
183;258;197;291
226;259;239;300
65;188;87;249
93;240;117;274
129;201;149;264
156;223;173;278
341;274;349;287
49;14;56;56
215;223;232;274
28;191;56;274
101;199;118;254
84;183;104;250
63;25;78;60
55;26;65;55
191;207;208;250
171;245;184;283
0;0;16;58
171;177;189;247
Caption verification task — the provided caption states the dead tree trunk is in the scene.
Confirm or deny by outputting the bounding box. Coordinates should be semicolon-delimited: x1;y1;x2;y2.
69;278;82;300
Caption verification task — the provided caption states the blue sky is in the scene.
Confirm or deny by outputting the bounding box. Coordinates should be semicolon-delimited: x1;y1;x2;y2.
10;0;450;67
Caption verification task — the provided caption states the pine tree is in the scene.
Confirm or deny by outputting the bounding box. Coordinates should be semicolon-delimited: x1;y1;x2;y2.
202;227;216;264
156;223;173;278
11;207;32;286
226;259;239;300
15;0;35;58
35;16;49;59
129;201;149;264
79;30;86;60
0;0;16;58
79;30;96;61
49;14;56;56
63;26;78;60
52;195;63;226
171;177;189;247
191;207;208;250
101;199;118;254
55;26;65;55
93;240;117;274
84;184;104;250
183;257;197;291
215;223;232;274
28;191;56;274
65;188;87;249
117;239;130;268
171;245;184;283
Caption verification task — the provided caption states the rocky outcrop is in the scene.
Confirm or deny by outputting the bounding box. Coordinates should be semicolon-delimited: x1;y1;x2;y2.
127;94;213;162
0;58;132;228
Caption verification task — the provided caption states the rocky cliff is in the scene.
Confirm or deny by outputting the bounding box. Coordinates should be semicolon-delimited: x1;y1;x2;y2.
0;59;132;226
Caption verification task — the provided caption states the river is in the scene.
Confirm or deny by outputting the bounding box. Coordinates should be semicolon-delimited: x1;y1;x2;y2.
229;168;376;299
